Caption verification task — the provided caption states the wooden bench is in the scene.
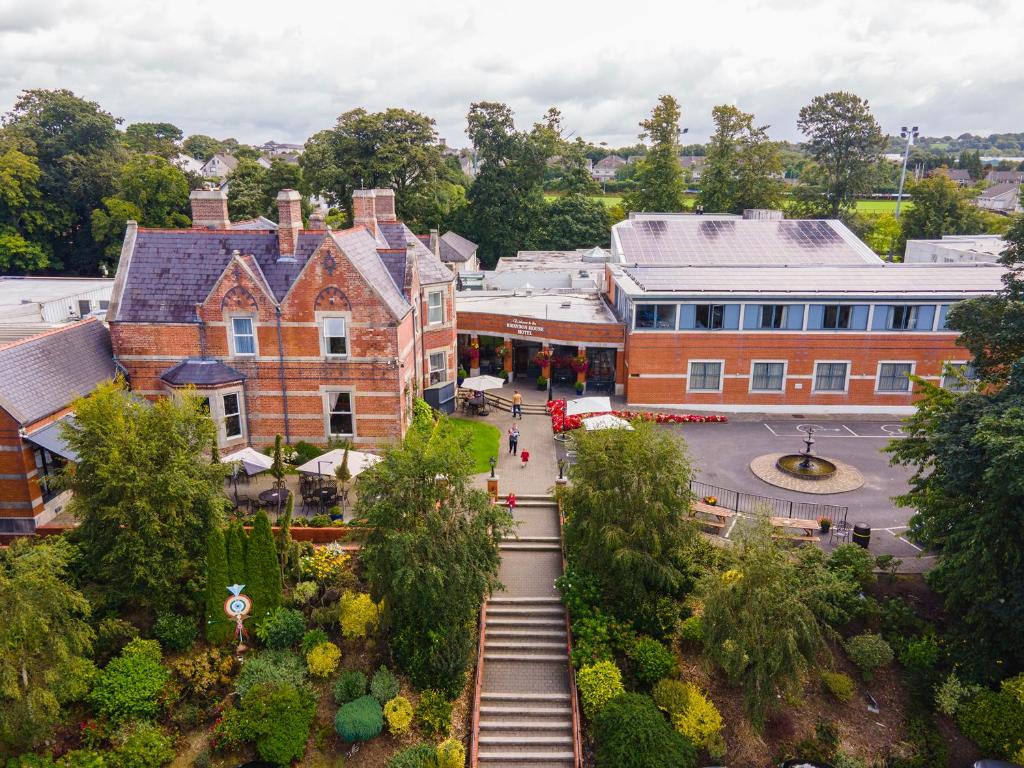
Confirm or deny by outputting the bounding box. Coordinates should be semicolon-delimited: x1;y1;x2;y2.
771;533;819;543
769;516;821;543
688;502;736;534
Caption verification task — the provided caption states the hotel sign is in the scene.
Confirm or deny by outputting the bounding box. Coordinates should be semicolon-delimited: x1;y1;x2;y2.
505;317;545;337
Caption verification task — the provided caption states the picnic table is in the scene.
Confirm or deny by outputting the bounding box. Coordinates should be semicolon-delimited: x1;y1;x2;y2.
689;501;737;534
769;516;821;543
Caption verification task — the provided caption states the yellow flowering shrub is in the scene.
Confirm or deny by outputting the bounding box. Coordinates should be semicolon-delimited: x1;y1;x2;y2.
300;546;350;583
339;591;382;640
383;695;413;735
671;683;723;749
721;569;743;585
306;642;341;678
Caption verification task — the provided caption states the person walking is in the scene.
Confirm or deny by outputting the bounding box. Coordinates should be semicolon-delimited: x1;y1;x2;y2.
506;492;517;513
520;448;530;469
511;389;523;419
507;424;520;455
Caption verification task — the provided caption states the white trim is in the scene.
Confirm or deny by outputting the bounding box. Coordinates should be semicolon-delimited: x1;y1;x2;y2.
812;360;851;393
874;360;915;394
686;359;725;393
748;360;788;394
427;289;445;325
219;388;246;443
940;359;976;392
627;402;919;415
228;314;257;357
323;389;356;439
316;310;351;359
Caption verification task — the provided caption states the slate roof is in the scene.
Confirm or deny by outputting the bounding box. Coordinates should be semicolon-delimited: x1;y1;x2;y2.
160;358;246;387
439;231;477;263
986;170;1024;184
979;182;1020;199
330;228;411;317
0;319;115;426
378;222;455;285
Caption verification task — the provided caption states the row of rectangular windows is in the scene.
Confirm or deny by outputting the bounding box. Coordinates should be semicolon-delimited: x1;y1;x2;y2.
633;302;953;332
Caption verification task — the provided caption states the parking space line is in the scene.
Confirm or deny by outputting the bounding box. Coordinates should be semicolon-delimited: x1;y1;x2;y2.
763;423;781;436
842;424;858;437
883;527;923;551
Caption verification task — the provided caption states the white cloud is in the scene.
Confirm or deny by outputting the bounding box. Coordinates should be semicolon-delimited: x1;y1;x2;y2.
0;0;1021;148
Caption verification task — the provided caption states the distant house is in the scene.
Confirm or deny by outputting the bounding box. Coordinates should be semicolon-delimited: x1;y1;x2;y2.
930;168;973;186
986;170;1024;185
420;231;480;273
592;155;627;182
172;154;205;175
258;141;304;156
200;153;239;179
678;155;706;182
975;182;1021;214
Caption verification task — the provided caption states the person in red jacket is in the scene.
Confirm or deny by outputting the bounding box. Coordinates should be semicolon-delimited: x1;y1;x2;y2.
506;492;517;512
520;449;530;469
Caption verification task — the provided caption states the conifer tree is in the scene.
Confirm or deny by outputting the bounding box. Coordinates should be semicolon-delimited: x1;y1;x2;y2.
245;510;282;623
204;527;231;643
226;522;247;586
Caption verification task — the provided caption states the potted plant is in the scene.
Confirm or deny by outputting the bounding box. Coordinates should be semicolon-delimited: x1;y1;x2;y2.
536;374;548;391
702;495;718;506
818;515;832;533
457;365;467;386
575;380;585;395
498;369;509;382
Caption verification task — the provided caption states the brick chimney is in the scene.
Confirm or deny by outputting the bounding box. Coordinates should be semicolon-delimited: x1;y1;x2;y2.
429;228;440;258
352;189;377;236
308;210;326;230
190;189;230;229
276;189;302;256
371;188;396;221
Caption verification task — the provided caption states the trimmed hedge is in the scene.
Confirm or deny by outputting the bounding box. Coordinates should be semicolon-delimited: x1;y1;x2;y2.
335;695;384;742
593;692;698;768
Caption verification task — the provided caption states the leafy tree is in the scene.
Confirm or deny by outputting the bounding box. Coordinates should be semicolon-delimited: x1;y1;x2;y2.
531;192;610;250
62;380;227;613
227;158;270;220
698;104;784;214
0;538;94;753
204;527;231;644
226;521;248;585
900;171;984;251
886;363;1024;673
796;91;885;217
562;420;701;635
863;212;902;256
553;137;601;195
958;149;984;181
700;523;825;723
623;95;687;213
122;122;182;158
357;416;514;694
0;145;52;272
245;510;283;623
182;134;224;161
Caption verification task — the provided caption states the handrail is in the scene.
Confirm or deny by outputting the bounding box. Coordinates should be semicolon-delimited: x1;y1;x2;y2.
469;598;487;767
556;491;584;768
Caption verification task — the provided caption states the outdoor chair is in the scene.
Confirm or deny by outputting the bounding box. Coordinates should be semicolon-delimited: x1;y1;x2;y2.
829;519;852;544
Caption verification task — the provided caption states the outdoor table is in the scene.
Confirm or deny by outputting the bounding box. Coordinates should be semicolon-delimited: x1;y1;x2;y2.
769;516;821;541
258;488;289;508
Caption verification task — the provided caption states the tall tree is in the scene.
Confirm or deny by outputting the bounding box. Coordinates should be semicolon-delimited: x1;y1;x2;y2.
204;527;232;644
796;91;885;218
122;122;183;158
623;95;687;213
227;158;270;220
0;538;94;753
358;416;514;695
182;134;225;161
698;104;784;214
531;193;610;251
245;510;283;625
0;143;52;272
899;170;984;248
62;380;227;613
226;521;248;586
958;150;984;181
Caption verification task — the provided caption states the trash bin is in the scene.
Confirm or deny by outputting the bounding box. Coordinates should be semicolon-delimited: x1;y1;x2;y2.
852;523;871;549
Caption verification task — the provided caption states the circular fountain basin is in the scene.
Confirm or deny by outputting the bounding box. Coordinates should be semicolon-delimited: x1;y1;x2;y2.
775;454;837;480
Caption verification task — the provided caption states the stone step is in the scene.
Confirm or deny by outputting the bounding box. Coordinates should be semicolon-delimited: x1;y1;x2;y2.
481;692;570;702
477;751;575;763
487;629;567;640
480;705;572;716
484;653;568;662
485;641;566;651
487;617;565;627
487;604;565;615
499;542;562;551
478;720;572;731
507;535;561;543
498;494;555;502
479;735;574;746
489;596;562;604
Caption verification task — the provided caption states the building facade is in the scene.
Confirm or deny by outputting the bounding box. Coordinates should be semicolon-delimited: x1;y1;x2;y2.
107;187;457;449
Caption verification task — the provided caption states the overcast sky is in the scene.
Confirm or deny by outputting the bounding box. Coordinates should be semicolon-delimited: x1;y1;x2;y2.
1;0;1022;149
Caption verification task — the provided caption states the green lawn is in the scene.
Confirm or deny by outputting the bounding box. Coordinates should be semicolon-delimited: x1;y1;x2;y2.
855;199;913;214
450;418;501;474
544;193;623;208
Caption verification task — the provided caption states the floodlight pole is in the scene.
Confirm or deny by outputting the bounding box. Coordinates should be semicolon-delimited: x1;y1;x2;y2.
894;125;919;222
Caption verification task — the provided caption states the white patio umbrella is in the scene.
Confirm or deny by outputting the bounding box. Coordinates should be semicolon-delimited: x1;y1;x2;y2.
582;414;634;431
296;449;382;478
460;374;506;391
225;446;275;476
565;396;612;417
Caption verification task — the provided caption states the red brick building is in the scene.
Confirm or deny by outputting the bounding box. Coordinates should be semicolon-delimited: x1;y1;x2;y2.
107;187;457;450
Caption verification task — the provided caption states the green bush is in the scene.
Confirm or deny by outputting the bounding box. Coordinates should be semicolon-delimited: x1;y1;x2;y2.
333;669;367;704
934;673;983;717
387;744;437;768
887;715;949;768
569;611;616;668
308;514;331;528
257;607;306;649
242;682;316;765
306;642;341;678
339;591;382;640
827;543;877;590
300;628;329;655
153;612;197;652
671;684;723;752
628;636;677;685
383;695;414;735
957;688;1024;759
109;721;174;768
51;656;98;704
593;692;698;768
844;633;894;680
291;441;323;465
821;671;855;703
57;750;107;768
235;649;306;698
90;639;170;722
678;615;703;644
577;660;625;719
652;678;690;715
335;695;384;742
370;665;400;704
291;581;319;606
415;689;452;737
898;635;940;673
435;738;466;768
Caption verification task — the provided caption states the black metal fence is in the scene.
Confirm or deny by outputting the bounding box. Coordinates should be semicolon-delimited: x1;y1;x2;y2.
689;479;848;524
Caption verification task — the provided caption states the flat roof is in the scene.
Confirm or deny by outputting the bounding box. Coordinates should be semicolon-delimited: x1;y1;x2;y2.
0;277;114;307
497;248;613;272
615;263;1006;299
455;291;619;324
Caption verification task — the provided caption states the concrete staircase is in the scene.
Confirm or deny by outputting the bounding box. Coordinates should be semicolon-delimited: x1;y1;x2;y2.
479;391;550;416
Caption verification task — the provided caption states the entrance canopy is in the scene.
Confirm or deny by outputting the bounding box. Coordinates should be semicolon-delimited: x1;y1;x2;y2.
296;449;382;478
582;414;633;431
565;396;612;417
23;416;78;461
225;446;274;476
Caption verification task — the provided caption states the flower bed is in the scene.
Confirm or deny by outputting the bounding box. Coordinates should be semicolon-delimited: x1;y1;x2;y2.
546;399;727;433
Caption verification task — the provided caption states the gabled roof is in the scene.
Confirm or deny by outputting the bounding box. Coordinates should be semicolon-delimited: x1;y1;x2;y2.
160;358;246;387
439;231;477;263
979;182;1020;199
377;222;455;285
202;153;238;172
0;319;115;426
330;228;411;318
986;170;1024;184
594;155;626;169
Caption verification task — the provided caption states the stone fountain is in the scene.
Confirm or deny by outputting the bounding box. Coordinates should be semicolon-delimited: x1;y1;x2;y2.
775;427;837;481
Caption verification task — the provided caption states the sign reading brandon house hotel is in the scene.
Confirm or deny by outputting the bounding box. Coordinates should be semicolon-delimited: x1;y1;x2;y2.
506;318;544;337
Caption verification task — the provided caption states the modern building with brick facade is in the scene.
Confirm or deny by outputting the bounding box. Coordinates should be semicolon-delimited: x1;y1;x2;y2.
107;187;457;450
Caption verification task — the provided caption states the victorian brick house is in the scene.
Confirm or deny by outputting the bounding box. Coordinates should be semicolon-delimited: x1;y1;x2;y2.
106;187;457;450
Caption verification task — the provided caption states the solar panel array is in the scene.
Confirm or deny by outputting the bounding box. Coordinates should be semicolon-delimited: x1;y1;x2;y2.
616;218;873;266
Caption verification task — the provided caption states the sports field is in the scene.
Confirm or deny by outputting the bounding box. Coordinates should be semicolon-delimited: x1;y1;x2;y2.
542;194;910;214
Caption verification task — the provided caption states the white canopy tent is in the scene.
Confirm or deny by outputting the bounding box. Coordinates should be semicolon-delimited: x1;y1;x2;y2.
460;375;506;391
296;449;382;478
565;396;612;417
582;414;634;431
225;446;275;476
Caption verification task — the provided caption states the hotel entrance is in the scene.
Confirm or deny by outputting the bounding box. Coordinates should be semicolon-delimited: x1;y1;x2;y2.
586;348;617;393
513;342;542;380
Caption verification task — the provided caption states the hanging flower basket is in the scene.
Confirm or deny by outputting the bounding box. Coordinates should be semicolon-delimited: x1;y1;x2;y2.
570;355;589;373
534;351;553;367
494;343;511;358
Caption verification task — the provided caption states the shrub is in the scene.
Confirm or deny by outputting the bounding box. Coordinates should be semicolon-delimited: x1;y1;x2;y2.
90;639;170;722
308;515;331;528
210;705;249;753
300;546;351;583
168;647;234;702
153;612;197;652
306;642;341;678
1002;673;1024;704
577;660;625;719
828;543;877;589
415;689;453;737
291;581;319;606
291;441;322;465
235;649;306;698
335;695;384;742
435;738;466;768
822;671;856;703
934;673;984;717
300;628;329;655
57;750;107;768
653;678;690;715
593;692;698;768
678;615;704;644
51;656;98;704
370;665;401;704
957;688;1024;759
242;682;317;765
383;695;414;735
628;636;677;685
898;635;940;673
95;617;139;663
387;744;437;768
339;591;382;640
333;669;368;704
569;612;616;668
109;721;174;768
844;633;894;680
257;607;306;649
672;684;723;751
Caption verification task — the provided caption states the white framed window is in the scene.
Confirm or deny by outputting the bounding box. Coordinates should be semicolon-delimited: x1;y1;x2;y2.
323;316;347;357
688;360;723;392
428;351;447;386
941;361;977;393
230;317;256;356
427;291;444;324
222;392;242;439
887;305;919;331
813;361;849;392
876;361;914;392
750;361;786;392
325;391;354;437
